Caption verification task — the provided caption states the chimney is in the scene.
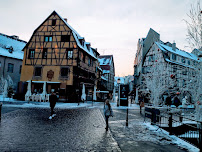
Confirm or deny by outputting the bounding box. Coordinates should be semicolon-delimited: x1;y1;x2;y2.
11;35;19;40
172;41;176;51
64;18;67;22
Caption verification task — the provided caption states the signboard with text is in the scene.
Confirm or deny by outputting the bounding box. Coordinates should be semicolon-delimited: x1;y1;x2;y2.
120;85;129;106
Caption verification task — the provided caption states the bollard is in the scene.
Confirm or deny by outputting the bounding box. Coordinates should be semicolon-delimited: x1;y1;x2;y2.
169;113;173;135
0;102;2;121
126;108;128;126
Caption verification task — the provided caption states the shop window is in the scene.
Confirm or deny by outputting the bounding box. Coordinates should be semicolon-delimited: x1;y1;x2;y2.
34;67;42;77
7;63;14;73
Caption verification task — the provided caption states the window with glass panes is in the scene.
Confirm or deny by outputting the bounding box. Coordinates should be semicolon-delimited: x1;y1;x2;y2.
7;63;14;73
29;49;35;59
67;50;73;59
42;48;48;59
172;54;176;60
60;67;69;77
44;36;52;42
34;67;42;76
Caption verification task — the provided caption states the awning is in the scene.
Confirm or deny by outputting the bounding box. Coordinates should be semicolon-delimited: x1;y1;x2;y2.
96;91;109;93
26;80;61;84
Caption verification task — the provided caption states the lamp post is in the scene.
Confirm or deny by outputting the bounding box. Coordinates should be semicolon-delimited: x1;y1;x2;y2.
117;78;120;107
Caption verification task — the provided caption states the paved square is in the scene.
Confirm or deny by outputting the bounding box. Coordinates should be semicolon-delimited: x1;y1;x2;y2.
0;108;121;151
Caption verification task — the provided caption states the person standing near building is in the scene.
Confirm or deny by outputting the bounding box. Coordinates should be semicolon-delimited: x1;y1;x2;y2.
49;89;58;120
103;99;113;131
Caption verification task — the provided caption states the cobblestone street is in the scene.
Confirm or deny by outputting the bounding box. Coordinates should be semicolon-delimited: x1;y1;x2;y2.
0;108;121;151
0;102;197;152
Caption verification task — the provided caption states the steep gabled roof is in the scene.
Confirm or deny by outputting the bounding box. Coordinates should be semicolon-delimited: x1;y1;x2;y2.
98;55;113;65
23;10;97;59
156;42;198;61
98;55;115;75
55;11;97;59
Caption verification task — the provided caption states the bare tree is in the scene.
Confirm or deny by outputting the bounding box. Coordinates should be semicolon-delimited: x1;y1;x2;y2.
0;76;5;94
184;0;202;50
142;55;174;106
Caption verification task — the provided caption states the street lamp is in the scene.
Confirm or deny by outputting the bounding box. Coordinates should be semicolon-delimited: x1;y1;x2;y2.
117;78;121;107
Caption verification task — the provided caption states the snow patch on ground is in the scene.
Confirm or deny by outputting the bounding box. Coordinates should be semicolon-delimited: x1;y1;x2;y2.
144;122;199;152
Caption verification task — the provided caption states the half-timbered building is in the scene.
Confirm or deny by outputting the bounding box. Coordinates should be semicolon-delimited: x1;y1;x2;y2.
98;55;115;93
20;11;98;102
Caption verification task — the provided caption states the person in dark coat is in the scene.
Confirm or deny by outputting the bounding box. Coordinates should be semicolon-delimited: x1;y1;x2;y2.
174;96;180;108
103;99;113;131
139;95;144;114
49;89;58;119
165;96;172;106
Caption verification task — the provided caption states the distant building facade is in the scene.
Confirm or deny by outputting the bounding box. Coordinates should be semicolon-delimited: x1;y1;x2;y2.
0;33;26;90
134;28;200;102
20;11;99;102
98;55;115;93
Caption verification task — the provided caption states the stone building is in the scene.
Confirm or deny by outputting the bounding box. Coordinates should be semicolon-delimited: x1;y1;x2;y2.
0;33;26;90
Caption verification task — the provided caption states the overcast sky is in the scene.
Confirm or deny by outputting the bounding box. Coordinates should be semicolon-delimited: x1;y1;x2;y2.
0;0;198;76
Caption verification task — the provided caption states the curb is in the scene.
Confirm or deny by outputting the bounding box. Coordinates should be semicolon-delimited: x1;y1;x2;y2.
98;109;122;152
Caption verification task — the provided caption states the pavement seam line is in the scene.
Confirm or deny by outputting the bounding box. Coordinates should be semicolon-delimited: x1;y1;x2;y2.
98;109;122;152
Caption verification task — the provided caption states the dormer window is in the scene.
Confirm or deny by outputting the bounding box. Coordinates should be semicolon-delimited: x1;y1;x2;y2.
79;37;85;46
86;43;91;51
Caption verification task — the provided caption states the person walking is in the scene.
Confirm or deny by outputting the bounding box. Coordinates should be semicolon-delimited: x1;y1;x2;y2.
103;99;113;131
49;89;58;120
139;95;144;114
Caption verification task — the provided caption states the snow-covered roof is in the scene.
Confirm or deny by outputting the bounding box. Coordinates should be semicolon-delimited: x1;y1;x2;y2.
114;77;125;86
164;58;196;69
97;66;102;71
56;11;97;60
103;70;110;74
0;33;26;60
156;42;198;61
98;55;112;65
101;76;107;81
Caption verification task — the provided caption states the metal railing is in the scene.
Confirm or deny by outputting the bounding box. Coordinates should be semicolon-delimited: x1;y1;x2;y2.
144;106;202;151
